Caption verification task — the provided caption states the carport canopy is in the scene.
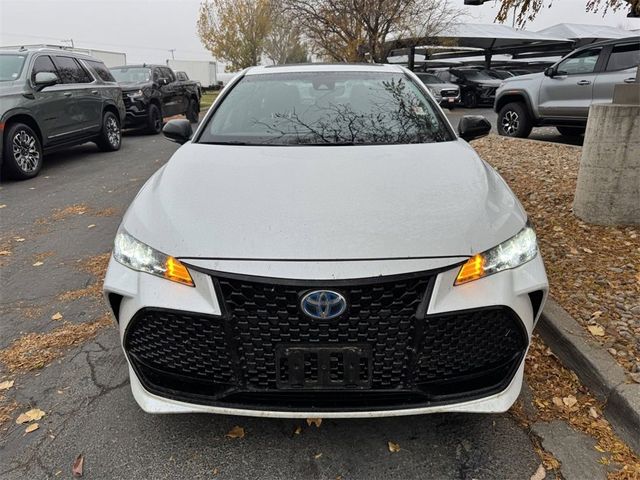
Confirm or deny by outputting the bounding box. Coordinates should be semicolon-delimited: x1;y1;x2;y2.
537;23;635;47
385;23;572;69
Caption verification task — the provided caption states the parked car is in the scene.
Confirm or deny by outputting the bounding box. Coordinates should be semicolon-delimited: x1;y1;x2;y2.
495;37;640;138
109;64;201;134
0;47;125;180
104;63;548;418
431;68;502;108
415;72;461;108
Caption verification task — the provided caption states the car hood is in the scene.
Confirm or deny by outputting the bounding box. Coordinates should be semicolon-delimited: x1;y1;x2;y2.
117;81;151;91
502;72;543;84
122;140;526;260
427;82;459;91
476;79;502;88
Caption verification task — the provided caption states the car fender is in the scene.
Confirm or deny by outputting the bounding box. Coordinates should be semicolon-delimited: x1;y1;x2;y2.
494;88;539;120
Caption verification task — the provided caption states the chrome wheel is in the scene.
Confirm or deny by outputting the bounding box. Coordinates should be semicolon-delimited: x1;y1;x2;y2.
501;110;520;136
106;116;120;147
12;130;40;173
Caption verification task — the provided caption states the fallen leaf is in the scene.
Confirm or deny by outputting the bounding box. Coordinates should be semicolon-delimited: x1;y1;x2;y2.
14;237;25;242
55;471;62;476
32;261;44;267
583;248;593;253
587;325;605;337
16;408;46;424
0;380;14;390
212;467;219;476
530;463;546;480
87;224;95;229
72;454;84;477
226;426;245;439
552;397;563;407
51;312;63;321
589;407;599;419
594;445;606;453
388;441;400;453
0;251;10;256
306;418;322;428
0;204;6;208
591;310;602;318
569;247;579;254
562;395;577;407
25;423;39;433
314;452;323;459
293;426;302;435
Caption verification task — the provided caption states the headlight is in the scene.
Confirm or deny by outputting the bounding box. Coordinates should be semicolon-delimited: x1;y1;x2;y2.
113;229;194;286
455;224;538;285
128;89;144;99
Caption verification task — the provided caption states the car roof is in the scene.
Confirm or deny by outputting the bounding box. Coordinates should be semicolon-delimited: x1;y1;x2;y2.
575;35;640;51
245;63;406;76
110;64;164;69
0;47;97;60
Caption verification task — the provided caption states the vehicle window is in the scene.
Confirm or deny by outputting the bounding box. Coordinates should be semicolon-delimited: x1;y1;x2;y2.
417;73;441;84
176;72;188;81
161;67;175;83
199;71;454;146
110;67;151;83
53;56;93;83
31;55;58;83
0;54;27;82
606;43;640;72
556;48;602;75
85;59;116;82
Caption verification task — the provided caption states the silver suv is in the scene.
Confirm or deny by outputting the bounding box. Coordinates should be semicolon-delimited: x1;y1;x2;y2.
0;47;125;180
494;37;639;138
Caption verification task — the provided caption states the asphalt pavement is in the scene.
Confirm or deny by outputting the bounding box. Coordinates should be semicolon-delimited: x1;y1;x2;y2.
0;115;583;479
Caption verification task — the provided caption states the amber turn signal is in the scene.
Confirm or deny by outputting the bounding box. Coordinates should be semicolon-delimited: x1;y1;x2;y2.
164;256;194;286
455;254;486;285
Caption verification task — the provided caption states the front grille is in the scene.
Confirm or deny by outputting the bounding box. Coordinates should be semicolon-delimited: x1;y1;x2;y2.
218;274;432;389
440;89;458;98
124;270;528;410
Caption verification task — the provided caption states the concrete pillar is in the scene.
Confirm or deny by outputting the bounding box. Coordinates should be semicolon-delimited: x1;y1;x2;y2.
573;103;640;225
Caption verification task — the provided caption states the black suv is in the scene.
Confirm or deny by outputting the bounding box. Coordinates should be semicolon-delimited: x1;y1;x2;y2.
432;68;502;108
0;48;125;180
110;65;201;134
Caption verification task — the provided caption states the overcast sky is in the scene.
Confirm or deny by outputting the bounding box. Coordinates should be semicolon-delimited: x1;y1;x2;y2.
1;0;638;67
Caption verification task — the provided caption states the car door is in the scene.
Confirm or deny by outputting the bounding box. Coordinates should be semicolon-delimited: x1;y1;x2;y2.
52;55;102;135
538;47;603;119
161;67;184;115
28;54;74;142
593;41;640;105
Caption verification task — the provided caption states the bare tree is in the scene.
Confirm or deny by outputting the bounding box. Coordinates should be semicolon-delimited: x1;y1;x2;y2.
495;0;639;26
264;7;309;64
282;0;463;63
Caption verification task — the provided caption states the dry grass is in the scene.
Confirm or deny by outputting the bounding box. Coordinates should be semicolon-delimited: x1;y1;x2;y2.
0;400;18;428
473;135;640;372
0;316;112;372
57;253;111;302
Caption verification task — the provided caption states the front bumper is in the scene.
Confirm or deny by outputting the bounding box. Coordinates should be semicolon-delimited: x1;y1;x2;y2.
104;255;548;417
122;95;149;126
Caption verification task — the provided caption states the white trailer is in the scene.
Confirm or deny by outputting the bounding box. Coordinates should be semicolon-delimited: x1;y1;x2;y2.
167;59;217;88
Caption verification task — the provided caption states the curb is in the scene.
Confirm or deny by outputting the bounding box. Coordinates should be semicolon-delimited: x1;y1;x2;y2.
538;298;640;453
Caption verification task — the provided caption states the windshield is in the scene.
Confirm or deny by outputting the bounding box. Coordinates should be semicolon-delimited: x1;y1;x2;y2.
0;54;27;82
417;73;442;84
456;70;497;82
199;71;453;146
110;67;151;83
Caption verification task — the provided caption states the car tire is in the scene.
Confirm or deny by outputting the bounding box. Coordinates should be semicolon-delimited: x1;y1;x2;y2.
462;91;478;108
146;103;163;134
96;111;122;152
556;126;586;137
497;102;533;138
1;123;43;180
186;98;199;123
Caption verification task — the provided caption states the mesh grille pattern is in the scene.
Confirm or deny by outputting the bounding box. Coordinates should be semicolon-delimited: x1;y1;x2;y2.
218;275;432;389
125;309;235;384
416;309;525;383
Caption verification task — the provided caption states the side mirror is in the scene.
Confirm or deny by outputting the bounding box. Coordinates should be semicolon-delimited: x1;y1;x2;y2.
163;119;192;144
544;67;555;77
458;115;491;141
34;71;58;90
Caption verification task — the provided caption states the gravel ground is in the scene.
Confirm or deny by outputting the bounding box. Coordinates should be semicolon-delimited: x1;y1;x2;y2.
472;135;640;378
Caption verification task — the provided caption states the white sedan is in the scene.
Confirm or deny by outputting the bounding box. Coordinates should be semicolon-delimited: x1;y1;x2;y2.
104;63;548;418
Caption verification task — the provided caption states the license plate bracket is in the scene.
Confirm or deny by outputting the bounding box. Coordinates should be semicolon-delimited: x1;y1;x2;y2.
276;345;372;389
